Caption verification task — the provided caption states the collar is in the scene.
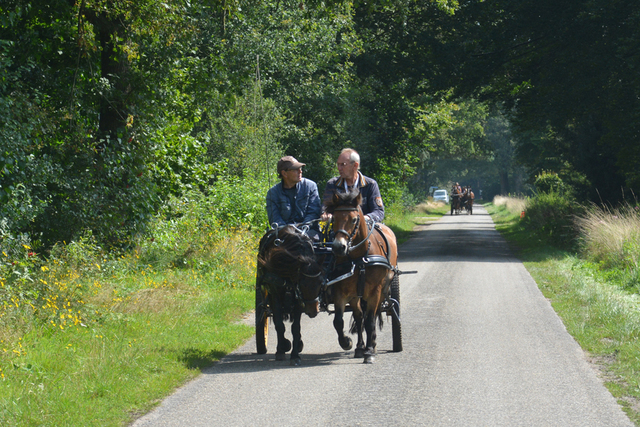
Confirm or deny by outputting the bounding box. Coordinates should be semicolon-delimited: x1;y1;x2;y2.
336;172;367;189
281;178;301;191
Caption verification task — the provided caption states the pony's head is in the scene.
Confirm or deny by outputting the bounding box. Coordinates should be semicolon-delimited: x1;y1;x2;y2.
326;190;363;257
258;226;323;317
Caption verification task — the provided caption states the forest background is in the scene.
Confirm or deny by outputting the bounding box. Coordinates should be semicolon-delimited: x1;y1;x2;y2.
2;0;640;424
2;0;639;251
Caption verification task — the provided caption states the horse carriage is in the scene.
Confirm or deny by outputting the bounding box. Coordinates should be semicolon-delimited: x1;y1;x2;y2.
451;187;474;215
255;190;414;365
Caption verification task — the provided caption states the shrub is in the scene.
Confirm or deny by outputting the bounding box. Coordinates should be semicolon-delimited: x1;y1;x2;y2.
534;171;567;194
523;191;583;250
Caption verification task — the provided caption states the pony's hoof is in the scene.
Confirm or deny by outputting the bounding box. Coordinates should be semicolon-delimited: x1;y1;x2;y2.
339;336;353;351
275;352;286;361
290;357;301;366
363;354;375;364
354;348;365;358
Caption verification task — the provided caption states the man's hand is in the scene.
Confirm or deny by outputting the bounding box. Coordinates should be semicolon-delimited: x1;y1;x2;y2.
321;211;332;221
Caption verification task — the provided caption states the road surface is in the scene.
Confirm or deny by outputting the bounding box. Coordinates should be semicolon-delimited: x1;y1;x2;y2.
132;205;632;426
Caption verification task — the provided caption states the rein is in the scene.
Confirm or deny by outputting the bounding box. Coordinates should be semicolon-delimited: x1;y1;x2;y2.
332;206;375;256
330;206;393;298
333;206;360;245
349;219;376;254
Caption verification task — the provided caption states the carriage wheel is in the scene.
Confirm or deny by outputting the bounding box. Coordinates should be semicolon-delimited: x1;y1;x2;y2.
390;274;403;352
255;285;269;354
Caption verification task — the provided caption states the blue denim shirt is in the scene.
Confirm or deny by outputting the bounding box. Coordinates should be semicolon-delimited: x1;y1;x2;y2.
266;178;322;227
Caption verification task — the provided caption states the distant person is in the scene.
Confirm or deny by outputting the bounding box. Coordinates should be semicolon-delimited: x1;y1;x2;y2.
452;182;462;195
321;148;384;222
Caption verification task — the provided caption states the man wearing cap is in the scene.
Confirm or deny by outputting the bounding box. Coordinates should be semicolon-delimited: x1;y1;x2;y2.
321;148;384;222
266;156;322;228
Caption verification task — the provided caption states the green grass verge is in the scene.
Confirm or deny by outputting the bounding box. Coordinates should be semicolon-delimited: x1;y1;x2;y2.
386;200;449;243
1;256;256;426
487;203;640;425
0;198;450;426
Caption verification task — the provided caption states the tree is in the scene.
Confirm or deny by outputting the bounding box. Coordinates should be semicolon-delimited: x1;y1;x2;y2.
442;0;640;203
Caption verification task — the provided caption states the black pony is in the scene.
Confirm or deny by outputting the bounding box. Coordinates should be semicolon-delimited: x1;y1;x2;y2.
255;225;323;365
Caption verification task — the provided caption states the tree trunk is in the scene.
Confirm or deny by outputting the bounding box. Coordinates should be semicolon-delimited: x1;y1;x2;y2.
500;170;509;195
84;4;131;147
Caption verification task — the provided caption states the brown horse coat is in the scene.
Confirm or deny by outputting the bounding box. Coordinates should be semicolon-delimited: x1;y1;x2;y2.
326;190;398;363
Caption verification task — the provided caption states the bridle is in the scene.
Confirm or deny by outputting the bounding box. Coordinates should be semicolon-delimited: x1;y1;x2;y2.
332;206;375;255
333;206;360;245
298;264;322;306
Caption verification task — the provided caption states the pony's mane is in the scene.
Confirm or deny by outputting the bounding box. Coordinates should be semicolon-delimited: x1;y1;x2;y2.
326;189;360;211
258;227;316;278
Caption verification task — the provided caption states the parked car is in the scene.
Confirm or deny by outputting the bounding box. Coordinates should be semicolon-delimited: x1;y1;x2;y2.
433;189;449;203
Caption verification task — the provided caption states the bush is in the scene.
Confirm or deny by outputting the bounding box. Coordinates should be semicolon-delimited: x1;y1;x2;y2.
523;191;583;250
534;171;567;194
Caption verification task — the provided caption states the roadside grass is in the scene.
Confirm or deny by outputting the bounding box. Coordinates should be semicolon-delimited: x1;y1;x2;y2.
0;225;257;426
487;200;640;425
386;200;448;243
0;195;435;426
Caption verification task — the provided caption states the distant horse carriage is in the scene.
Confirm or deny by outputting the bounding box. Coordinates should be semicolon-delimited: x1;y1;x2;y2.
451;186;474;215
255;189;414;365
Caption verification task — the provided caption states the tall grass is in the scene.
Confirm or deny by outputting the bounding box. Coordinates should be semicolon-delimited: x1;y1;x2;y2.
576;204;640;288
488;197;640;422
385;200;448;243
493;195;526;216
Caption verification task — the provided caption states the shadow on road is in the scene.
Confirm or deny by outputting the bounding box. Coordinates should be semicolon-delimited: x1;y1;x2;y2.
201;351;360;374
399;227;516;263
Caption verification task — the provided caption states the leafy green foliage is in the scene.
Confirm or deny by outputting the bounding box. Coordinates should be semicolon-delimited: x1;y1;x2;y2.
534;171;566;195
443;0;640;203
523;192;583;250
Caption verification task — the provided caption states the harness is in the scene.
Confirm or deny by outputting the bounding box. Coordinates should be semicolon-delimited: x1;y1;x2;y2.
259;226;321;309
327;207;395;297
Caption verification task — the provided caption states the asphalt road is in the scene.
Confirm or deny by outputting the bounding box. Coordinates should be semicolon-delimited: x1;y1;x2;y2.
132;205;633;427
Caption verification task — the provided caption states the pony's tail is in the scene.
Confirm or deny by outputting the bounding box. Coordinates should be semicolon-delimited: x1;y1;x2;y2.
349;314;358;334
348;312;385;334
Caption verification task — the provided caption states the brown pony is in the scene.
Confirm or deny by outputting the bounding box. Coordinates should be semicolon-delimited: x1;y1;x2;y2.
325;190;398;363
256;226;323;365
